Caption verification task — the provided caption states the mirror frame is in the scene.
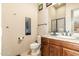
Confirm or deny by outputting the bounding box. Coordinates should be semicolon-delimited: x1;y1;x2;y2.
51;17;66;33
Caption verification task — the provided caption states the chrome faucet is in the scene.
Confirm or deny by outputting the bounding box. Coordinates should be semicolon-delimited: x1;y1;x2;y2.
65;31;69;36
65;31;72;36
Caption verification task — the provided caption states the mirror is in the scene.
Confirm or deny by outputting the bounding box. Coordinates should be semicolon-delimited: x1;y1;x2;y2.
48;3;66;33
56;17;66;32
72;8;79;33
51;18;65;33
51;19;57;32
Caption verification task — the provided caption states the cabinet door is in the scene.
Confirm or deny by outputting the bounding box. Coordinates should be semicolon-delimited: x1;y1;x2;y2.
49;44;63;56
63;48;79;56
41;44;49;56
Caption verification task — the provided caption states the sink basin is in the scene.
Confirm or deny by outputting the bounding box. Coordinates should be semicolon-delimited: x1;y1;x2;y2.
50;33;79;40
56;36;75;39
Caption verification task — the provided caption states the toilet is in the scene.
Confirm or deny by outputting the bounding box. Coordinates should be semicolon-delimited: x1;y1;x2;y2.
30;35;41;56
21;35;41;56
30;42;40;56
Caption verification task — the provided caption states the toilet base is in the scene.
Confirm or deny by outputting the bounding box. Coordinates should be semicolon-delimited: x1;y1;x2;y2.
21;50;41;56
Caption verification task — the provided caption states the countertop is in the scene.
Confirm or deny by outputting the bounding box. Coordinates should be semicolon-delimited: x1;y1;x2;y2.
41;34;79;44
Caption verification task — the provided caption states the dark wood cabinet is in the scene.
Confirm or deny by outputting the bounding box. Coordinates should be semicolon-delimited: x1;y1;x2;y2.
41;44;49;56
41;37;79;56
49;44;63;56
63;48;79;56
41;37;49;56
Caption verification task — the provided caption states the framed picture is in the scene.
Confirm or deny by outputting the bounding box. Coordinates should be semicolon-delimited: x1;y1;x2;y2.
38;4;43;11
46;3;52;7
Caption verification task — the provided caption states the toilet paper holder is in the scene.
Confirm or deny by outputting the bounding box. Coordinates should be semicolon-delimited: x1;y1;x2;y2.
18;36;24;44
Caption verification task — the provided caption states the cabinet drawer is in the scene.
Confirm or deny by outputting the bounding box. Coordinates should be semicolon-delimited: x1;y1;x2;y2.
41;37;49;44
63;48;79;56
49;39;62;46
62;41;79;51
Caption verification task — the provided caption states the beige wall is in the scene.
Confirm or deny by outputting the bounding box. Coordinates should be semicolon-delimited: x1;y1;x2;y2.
38;4;49;35
2;3;38;56
48;6;56;19
56;5;66;18
48;5;66;19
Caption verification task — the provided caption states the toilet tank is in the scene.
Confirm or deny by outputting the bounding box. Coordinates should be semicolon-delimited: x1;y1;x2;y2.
36;35;41;44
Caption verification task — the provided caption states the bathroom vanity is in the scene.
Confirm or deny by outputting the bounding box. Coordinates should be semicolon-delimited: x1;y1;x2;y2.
41;3;79;56
41;35;79;56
